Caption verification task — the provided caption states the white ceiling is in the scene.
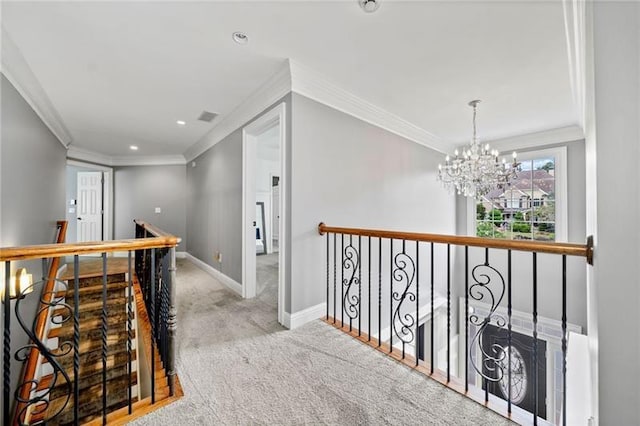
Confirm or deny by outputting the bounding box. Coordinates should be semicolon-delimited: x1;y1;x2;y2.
1;1;577;159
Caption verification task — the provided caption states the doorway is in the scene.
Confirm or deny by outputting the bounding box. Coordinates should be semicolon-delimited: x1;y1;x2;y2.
242;103;286;325
66;160;113;243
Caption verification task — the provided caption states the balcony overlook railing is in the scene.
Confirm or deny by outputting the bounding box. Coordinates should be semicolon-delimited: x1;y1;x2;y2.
318;222;593;426
0;220;181;425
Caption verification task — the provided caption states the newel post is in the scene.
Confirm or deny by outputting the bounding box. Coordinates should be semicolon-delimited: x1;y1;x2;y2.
167;246;177;396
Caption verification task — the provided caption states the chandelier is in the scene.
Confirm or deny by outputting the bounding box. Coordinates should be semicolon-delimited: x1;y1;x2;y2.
437;100;518;198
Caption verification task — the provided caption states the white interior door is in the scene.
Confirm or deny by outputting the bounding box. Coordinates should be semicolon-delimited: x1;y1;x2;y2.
77;171;103;242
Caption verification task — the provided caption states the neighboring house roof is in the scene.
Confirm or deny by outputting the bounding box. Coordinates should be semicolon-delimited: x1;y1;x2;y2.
483;168;555;202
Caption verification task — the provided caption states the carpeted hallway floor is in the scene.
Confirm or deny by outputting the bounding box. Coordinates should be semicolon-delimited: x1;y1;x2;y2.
131;258;512;425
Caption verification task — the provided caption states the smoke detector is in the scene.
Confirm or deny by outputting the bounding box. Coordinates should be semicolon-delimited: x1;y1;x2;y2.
359;0;380;13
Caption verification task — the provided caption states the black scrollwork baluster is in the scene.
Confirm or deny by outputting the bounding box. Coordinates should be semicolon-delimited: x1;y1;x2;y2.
342;235;360;332
14;277;73;425
468;251;508;389
391;240;417;360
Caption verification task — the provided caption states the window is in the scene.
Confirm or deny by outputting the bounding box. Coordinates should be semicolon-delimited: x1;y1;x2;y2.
471;147;567;242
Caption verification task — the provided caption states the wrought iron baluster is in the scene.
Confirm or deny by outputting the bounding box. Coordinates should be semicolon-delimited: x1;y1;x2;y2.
14;275;72;424
415;241;419;367
447;244;451;383
430;242;434;375
102;253;108;425
358;236;361;336
342;235;360;333
378;238;381;348
465;245;469;391
341;234;344;327
333;234;338;324
73;255;80;423
326;233;329;320
507;250;512;414
378;238;382;348
128;250;133;414
151;248;156;404
533;252;538;425
368;236;371;342
3;262;10;426
468;247;507;398
562;255;567;426
167;247;177;396
391;239;417;361
484;248;489;403
389;239;393;353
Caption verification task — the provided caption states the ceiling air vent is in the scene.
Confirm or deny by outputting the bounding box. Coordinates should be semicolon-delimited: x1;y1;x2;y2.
198;110;218;122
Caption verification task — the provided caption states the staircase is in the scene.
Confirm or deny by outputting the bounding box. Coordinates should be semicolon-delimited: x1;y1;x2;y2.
2;220;181;426
26;258;168;425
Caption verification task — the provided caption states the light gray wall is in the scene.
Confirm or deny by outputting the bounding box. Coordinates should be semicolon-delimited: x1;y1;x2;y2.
590;2;640;424
113;165;187;250
186;130;243;282
1;74;67;410
290;93;456;313
186;94;292;286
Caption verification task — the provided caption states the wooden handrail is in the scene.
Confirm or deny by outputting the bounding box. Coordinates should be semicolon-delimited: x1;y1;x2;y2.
13;220;68;425
134;219;180;241
318;222;593;263
0;237;179;262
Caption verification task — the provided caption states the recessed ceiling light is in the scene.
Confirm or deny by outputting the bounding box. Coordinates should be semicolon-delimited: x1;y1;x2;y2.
359;0;380;13
232;31;249;45
130;145;138;151
176;120;186;126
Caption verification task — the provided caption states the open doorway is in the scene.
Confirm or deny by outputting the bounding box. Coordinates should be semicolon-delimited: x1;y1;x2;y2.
65;159;113;243
242;103;286;325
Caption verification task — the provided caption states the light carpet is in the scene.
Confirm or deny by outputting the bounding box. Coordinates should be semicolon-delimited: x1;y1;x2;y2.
131;258;512;425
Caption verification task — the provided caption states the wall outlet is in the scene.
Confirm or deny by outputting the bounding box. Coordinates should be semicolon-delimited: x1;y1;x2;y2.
155;207;161;214
215;252;222;263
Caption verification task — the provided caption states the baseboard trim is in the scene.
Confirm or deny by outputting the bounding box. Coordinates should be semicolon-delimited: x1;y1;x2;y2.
184;253;242;296
283;302;326;330
176;251;186;259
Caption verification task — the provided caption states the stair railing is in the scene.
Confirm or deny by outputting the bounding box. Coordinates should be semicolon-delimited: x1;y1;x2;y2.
1;229;180;425
133;219;179;399
318;222;593;426
11;221;68;425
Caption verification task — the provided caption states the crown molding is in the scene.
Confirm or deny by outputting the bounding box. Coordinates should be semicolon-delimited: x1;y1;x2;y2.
184;60;292;162
485;125;584;153
1;29;72;148
562;0;586;130
110;155;186;166
67;145;186;167
288;60;450;154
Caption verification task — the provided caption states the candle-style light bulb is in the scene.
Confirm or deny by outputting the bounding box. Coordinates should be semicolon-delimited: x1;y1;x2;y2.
446;155;450;163
454;149;459;157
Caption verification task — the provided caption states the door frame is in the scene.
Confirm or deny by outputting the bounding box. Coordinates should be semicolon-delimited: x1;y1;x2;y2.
242;102;287;325
67;159;114;241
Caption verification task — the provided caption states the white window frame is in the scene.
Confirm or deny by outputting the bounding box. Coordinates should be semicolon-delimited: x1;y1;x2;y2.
467;146;568;242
